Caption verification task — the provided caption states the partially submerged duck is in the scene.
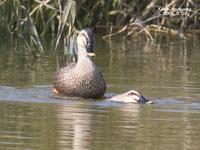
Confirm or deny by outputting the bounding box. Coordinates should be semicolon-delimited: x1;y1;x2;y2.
110;89;153;104
53;28;106;99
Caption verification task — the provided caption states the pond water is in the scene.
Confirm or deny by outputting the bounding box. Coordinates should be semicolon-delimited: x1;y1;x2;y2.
0;34;200;150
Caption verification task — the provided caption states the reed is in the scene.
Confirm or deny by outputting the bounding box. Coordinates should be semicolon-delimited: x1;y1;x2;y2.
0;0;78;57
0;0;199;56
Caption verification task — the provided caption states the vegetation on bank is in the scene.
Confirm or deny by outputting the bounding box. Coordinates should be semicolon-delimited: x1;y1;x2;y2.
0;0;199;56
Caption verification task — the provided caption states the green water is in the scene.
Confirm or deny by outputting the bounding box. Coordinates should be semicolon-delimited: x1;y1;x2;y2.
0;34;200;150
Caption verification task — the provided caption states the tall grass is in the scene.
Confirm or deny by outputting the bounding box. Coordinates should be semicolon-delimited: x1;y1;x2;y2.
0;0;78;57
0;0;199;56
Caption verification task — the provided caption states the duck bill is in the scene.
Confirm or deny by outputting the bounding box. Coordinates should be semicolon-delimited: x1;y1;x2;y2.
88;52;96;57
139;96;153;104
146;100;153;104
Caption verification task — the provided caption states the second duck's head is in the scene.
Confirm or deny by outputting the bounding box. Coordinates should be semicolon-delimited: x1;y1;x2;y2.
77;28;95;57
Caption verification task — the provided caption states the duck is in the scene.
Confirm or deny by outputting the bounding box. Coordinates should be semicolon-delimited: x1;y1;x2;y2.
53;28;106;99
109;89;153;104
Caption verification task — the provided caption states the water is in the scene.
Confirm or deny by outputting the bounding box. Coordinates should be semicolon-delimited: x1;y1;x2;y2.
0;34;200;150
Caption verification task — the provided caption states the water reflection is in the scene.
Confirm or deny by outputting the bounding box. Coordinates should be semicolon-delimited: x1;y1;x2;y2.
56;100;141;150
0;101;58;150
0;34;200;150
95;35;200;101
0;85;142;150
56;102;93;150
0;85;200;150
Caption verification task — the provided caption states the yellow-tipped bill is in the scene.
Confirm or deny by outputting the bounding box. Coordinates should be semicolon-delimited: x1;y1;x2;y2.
88;52;96;57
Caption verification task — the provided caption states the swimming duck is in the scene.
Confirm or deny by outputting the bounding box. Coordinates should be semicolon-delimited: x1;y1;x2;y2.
110;89;153;104
53;28;106;99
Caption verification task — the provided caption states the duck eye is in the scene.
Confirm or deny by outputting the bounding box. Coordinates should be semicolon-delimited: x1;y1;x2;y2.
81;33;88;40
81;33;86;37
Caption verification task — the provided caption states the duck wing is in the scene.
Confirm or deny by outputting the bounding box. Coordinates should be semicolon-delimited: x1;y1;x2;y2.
53;62;76;84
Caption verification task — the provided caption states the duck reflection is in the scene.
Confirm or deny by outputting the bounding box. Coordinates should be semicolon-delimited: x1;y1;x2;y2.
56;99;141;150
56;102;93;150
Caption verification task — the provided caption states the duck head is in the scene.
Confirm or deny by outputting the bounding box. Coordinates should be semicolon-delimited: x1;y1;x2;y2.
77;28;96;57
110;90;153;104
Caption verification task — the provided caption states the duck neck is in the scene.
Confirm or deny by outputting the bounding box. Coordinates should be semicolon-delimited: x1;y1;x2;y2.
76;47;94;68
77;46;88;58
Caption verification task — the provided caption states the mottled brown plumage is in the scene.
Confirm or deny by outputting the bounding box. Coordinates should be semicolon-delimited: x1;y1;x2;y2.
53;29;106;99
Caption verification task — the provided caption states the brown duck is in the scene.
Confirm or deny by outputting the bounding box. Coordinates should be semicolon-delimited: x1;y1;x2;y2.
53;28;106;99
